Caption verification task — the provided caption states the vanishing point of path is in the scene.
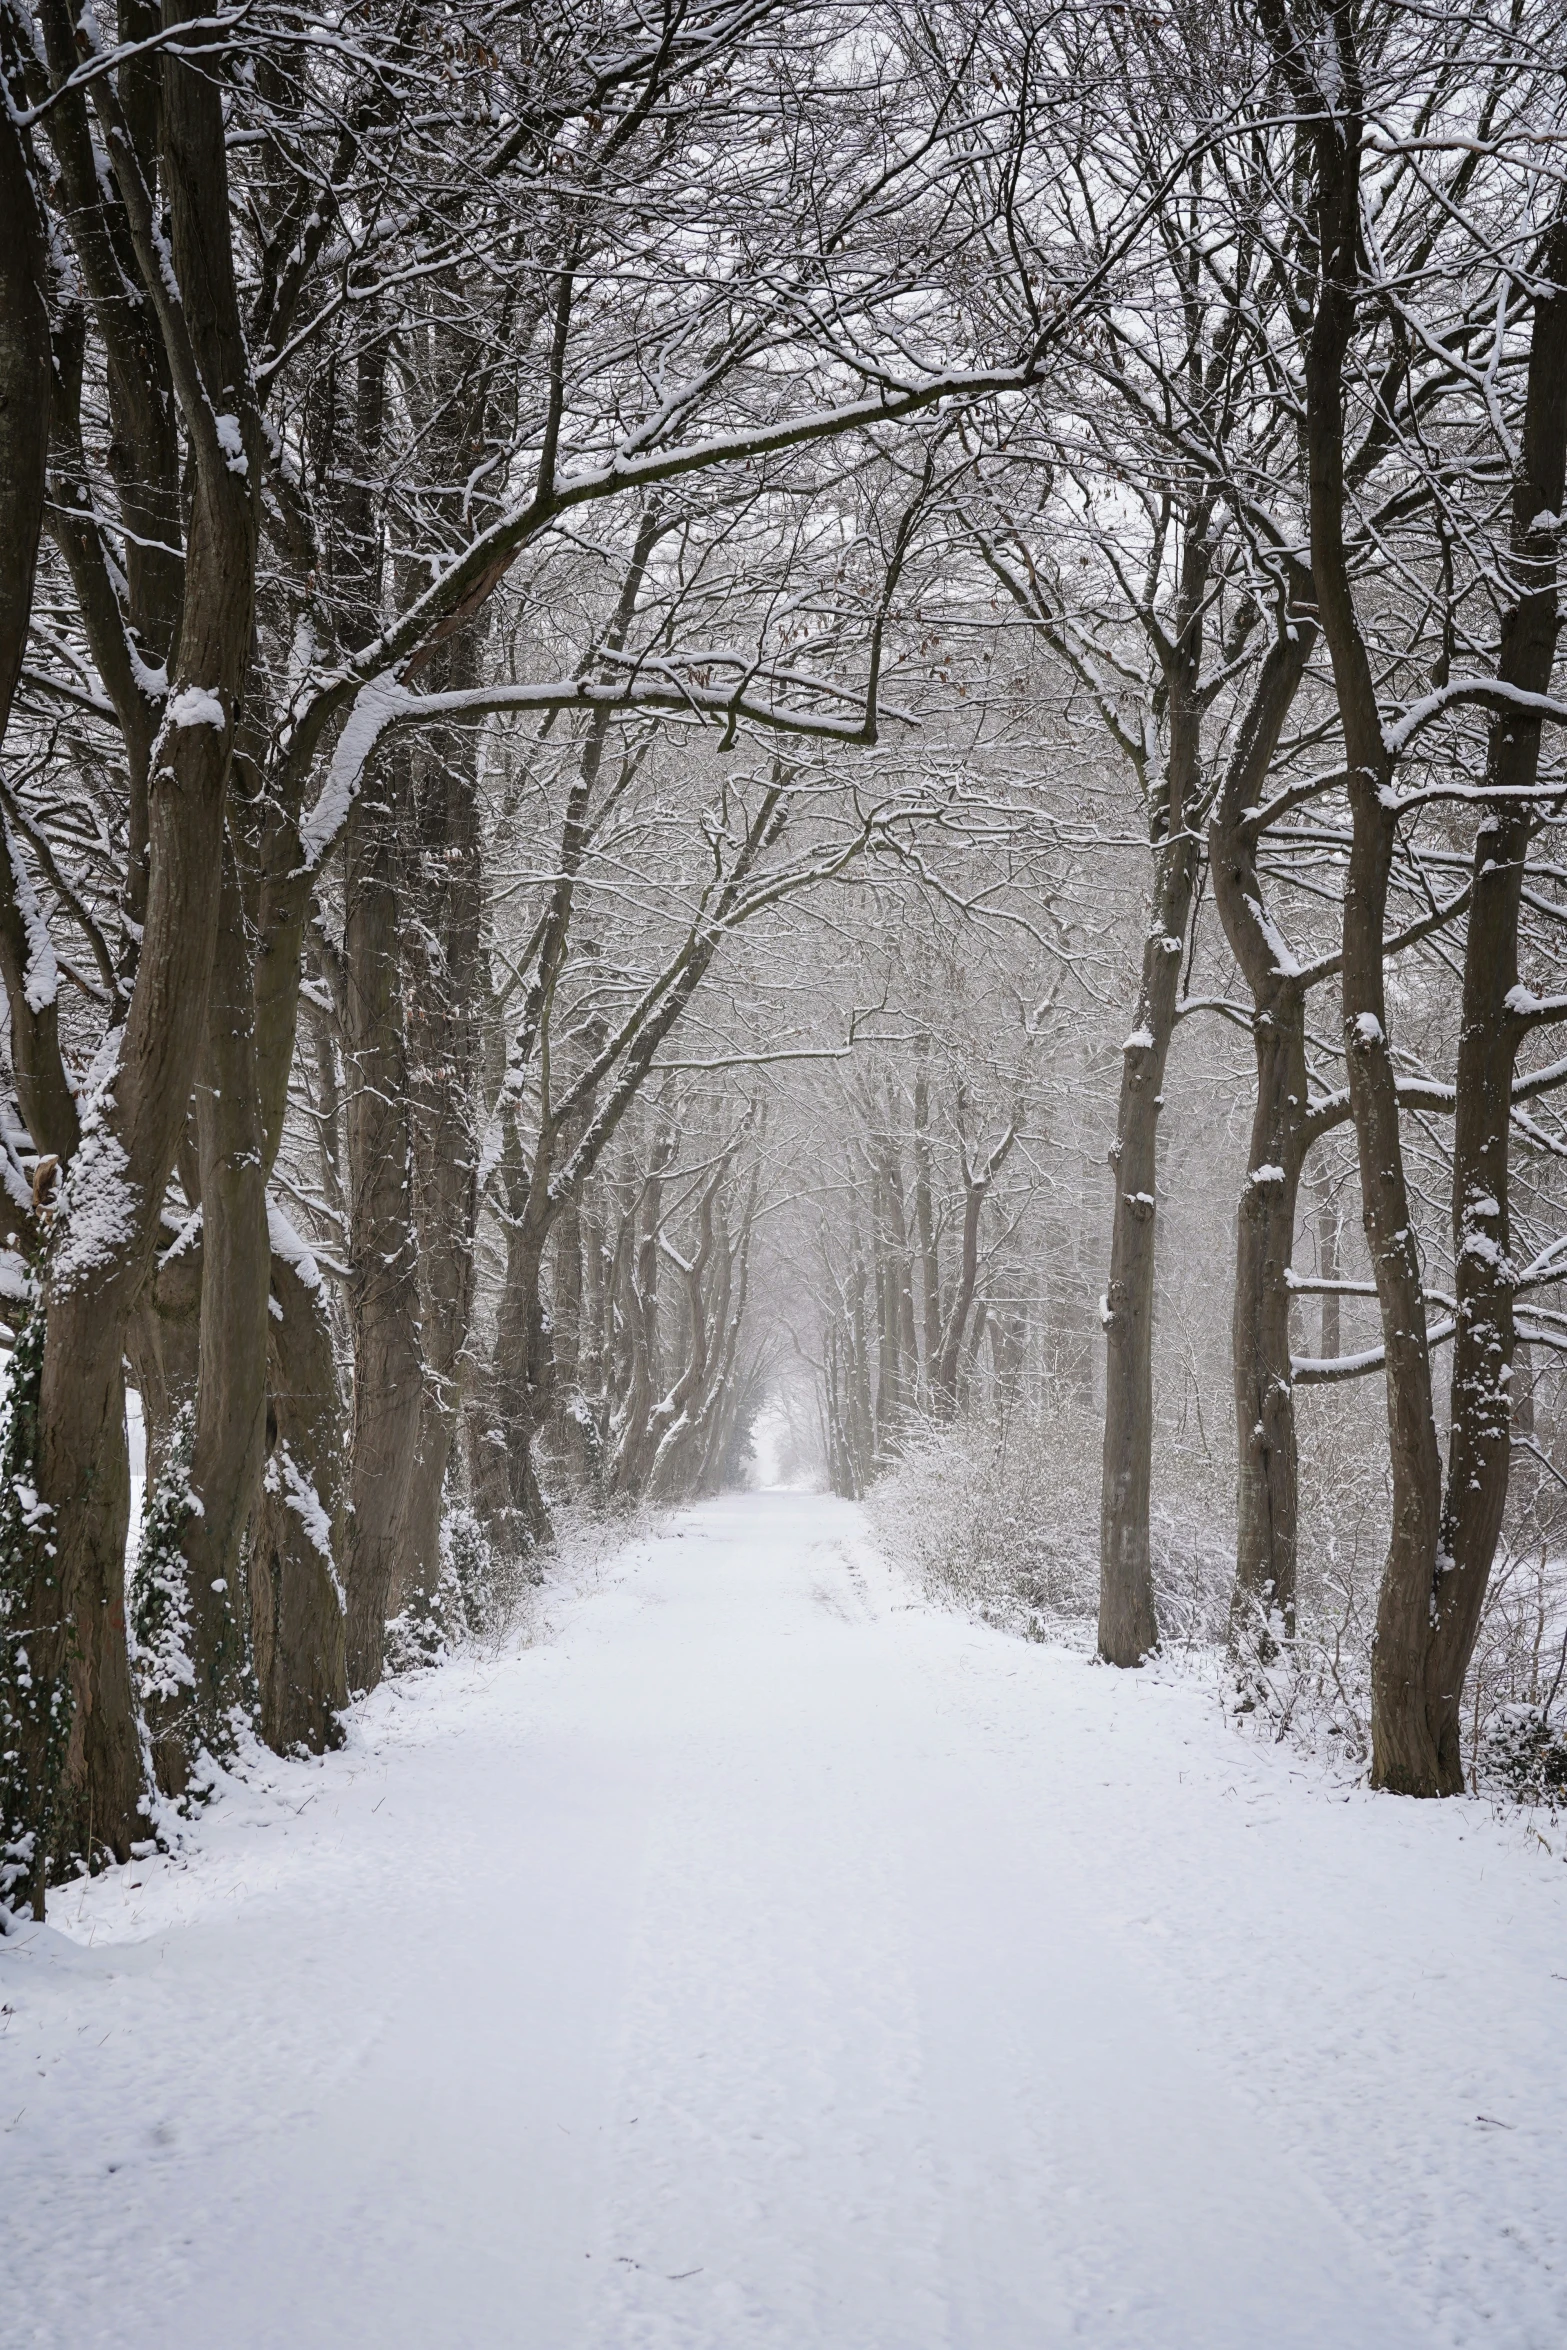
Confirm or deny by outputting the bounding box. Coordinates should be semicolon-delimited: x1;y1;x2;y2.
6;1492;1566;2348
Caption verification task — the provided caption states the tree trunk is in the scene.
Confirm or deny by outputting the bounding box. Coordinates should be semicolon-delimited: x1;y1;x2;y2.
647;1210;720;1499
934;1116;1018;1418
140;839;271;1793
1425;217;1567;1790
1098;521;1210;1666
340;764;424;1690
0;824;79;1166
847;1247;875;1492
251;1237;348;1752
470;1110;553;1550
872;1151;909;1460
127;1240;203;1495
401;639;486;1619
1208;603;1317;1637
607;1142;669;1500
1229;1016;1306;1640
912;1051;941;1405
1511;1343;1534;1443
696;1185;756;1492
1278;25;1445;1791
1097;832;1197;1664
12;18;259;1889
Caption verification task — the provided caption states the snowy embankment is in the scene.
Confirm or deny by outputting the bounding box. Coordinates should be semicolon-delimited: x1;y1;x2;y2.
4;1492;1565;2350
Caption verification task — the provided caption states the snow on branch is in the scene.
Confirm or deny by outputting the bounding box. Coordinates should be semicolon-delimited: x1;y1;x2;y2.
296;670;904;877
1293;1314;1456;1387
1382;678;1567;760
3;820;59;1016
266;1198;324;1295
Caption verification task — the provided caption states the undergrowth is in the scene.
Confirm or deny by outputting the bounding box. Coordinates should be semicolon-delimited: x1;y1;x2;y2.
868;1384;1567;1814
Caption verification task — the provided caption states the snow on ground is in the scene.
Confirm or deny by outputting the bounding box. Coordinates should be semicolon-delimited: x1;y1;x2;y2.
4;1491;1566;2349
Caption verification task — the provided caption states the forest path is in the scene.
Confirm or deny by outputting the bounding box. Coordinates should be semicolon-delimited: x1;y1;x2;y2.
6;1491;1566;2349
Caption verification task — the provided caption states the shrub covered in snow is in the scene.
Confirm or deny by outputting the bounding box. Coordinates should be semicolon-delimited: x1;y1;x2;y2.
870;1380;1567;1804
867;1390;1233;1648
867;1399;1097;1640
384;1500;523;1673
383;1491;646;1677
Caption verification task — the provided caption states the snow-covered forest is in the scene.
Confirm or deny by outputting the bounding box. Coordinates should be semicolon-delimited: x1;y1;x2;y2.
4;1;1567;2342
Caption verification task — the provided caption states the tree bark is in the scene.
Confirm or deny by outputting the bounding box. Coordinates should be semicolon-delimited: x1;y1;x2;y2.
400;638;486;1620
1098;846;1191;1666
0;826;79;1167
144;839;271;1792
0;33;75;1178
1424;215;1567;1790
606;1139;671;1501
1269;4;1445;1791
1098;537;1207;1665
340;763;424;1690
21;15;259;1882
696;1177;758;1492
912;1048;941;1403
251;1238;348;1752
933;1109;1019;1418
872;1148;909;1459
646;1186;722;1500
1208;600;1318;1637
127;1237;203;1493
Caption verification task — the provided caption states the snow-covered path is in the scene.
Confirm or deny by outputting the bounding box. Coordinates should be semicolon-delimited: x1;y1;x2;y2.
6;1493;1567;2349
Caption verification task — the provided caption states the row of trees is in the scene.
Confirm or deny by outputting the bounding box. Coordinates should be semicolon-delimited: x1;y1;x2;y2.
0;0;1140;1919
2;0;1566;1926
796;0;1567;1798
